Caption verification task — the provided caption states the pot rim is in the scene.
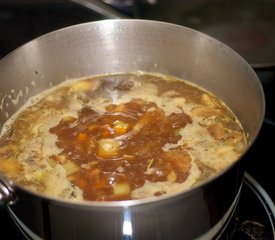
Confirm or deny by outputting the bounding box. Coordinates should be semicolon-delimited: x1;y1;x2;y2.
0;19;265;208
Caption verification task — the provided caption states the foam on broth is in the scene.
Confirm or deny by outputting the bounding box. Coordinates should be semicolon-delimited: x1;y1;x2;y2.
0;72;247;201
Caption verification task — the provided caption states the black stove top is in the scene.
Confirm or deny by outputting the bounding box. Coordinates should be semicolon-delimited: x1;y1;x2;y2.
0;1;274;239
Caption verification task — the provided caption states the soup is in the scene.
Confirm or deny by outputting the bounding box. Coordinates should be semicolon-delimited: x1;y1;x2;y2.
0;72;247;201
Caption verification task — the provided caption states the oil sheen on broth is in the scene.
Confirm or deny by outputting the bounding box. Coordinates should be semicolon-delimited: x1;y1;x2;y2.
0;72;247;201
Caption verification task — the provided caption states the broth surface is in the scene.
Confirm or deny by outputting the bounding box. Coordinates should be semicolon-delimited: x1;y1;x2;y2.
0;72;247;201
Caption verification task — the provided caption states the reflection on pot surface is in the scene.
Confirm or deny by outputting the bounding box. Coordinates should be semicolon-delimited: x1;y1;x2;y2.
0;19;264;240
0;72;247;202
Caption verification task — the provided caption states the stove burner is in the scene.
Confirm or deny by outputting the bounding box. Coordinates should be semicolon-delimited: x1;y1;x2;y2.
254;68;275;126
183;0;275;69
200;22;275;69
263;76;275;127
141;0;275;69
232;173;275;240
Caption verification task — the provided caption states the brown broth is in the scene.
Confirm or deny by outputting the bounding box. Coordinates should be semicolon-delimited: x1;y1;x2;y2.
0;72;247;201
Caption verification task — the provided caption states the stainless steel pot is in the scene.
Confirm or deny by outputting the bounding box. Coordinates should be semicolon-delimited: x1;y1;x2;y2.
0;19;265;240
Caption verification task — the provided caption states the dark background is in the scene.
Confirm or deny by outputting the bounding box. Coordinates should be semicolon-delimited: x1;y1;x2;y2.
0;0;274;239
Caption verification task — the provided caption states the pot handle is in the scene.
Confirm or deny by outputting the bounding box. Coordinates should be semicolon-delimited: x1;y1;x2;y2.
0;177;16;206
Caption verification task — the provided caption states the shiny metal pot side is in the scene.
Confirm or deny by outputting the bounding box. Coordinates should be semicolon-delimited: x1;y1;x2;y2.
0;19;265;240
